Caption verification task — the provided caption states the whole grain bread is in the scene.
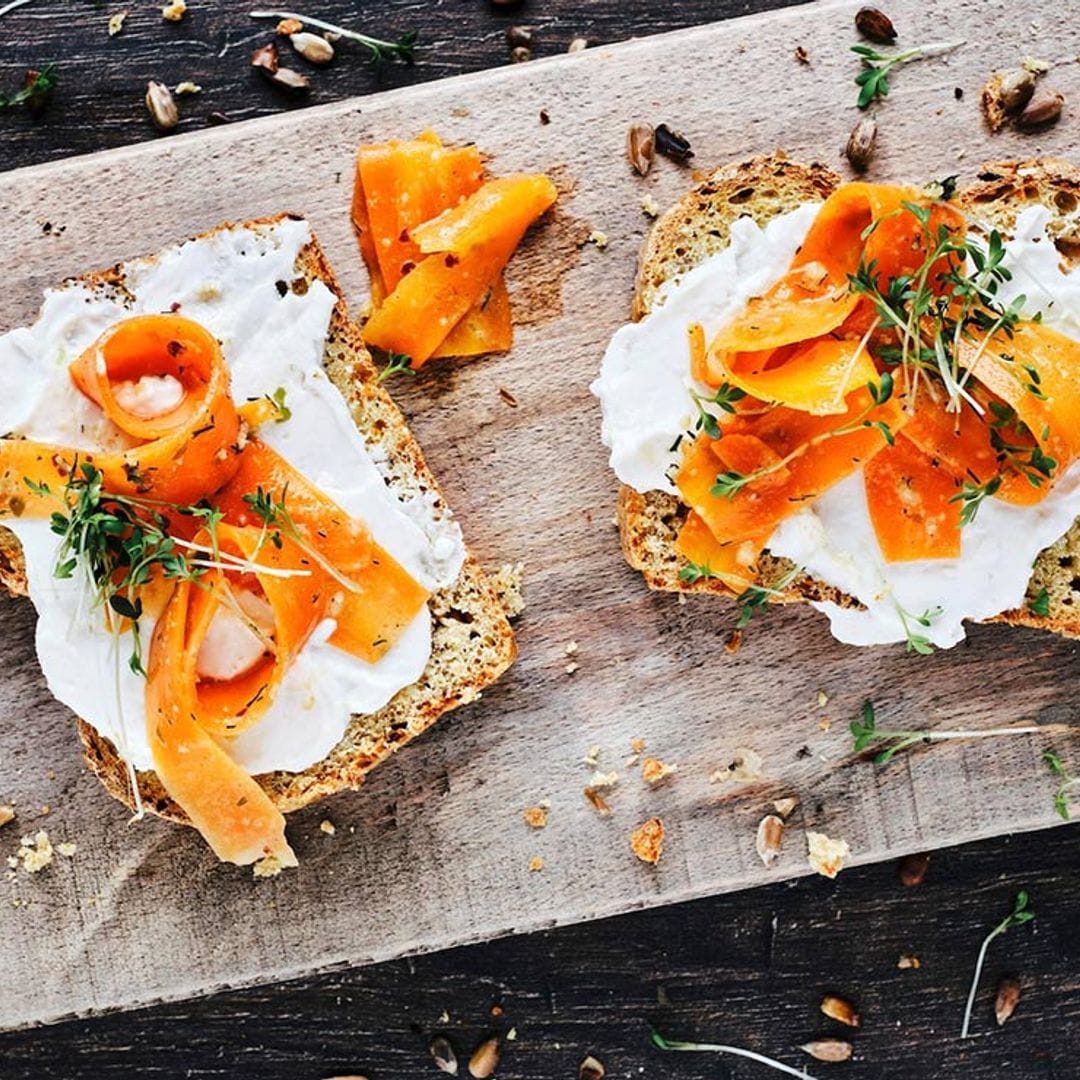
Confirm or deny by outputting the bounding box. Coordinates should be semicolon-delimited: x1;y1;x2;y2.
618;154;1080;637
1;214;517;821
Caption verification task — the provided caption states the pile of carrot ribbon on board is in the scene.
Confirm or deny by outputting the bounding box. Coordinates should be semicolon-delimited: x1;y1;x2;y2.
352;131;557;366
0;313;428;866
674;181;1080;588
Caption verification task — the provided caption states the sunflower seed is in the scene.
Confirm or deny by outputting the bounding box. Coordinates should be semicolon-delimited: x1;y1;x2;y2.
855;7;896;44
1017;90;1064;130
755;814;784;867
145;81;179;131
510;46;532;64
999;69;1037;113
898;851;930;886
291;31;334;64
506;25;533;48
821;994;861;1027
468;1035;501;1078
429;1034;459;1075
995;977;1021;1026
269;67;311;93
846;114;877;172
800;1039;853;1062
626;123;655;176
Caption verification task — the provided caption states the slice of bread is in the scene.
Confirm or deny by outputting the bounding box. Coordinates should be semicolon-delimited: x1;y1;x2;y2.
618;154;1080;637
0;214;517;821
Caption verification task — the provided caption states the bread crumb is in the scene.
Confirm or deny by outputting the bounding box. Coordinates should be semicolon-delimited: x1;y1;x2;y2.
528;855;544;872
108;10;128;36
253;854;286;878
565;640;578;656
523;805;548;829
583;744;601;768
57;842;77;858
175;81;202;95
14;830;53;873
0;805;13;830
319;820;336;836
1023;55;1052;74
807;831;850;879
162;0;186;20
710;747;765;785
491;561;526;619
506;1027;517;1041
819;717;832;732
772;796;799;820
641;194;661;218
817;689;828;707
641;757;677;785
588;229;609;250
564;661;579;674
438;1010;450;1023
898;954;921;970
630;817;664;864
631;737;646;755
589;770;619;790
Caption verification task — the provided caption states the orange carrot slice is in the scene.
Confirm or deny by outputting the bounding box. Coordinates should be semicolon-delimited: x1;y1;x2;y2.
677;386;907;544
674;510;765;590
146;566;297;869
2;314;240;516
431;274;513;359
863;434;963;561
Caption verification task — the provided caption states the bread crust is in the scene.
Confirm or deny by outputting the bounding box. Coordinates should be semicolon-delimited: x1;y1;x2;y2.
2;213;517;822
617;154;1080;636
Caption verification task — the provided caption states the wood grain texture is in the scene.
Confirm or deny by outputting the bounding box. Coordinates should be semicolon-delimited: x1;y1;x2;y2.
0;0;1079;1034
1;827;1078;1078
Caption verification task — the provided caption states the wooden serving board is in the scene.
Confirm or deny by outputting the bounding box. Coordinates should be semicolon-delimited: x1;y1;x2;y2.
1;0;1078;1031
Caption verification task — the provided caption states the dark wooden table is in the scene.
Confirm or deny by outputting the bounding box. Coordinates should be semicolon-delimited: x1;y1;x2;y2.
1;2;1078;1076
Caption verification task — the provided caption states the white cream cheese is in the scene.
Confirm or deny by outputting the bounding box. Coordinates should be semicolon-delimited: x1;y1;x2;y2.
0;218;465;773
593;202;1080;648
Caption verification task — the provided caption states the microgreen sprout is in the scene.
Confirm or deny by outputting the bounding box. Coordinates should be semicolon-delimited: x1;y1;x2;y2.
734;564;802;630
960;891;1035;1039
0;61;56;111
249;10;417;64
851;701;1065;766
688;381;746;439
677;561;720;585
650;1029;818;1080
1044;750;1078;820
852;40;964;110
375;351;416;384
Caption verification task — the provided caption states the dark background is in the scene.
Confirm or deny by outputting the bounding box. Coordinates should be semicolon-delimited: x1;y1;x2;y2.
0;2;1078;1077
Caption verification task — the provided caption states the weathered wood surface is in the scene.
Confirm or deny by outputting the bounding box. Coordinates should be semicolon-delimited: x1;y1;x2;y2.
3;827;1079;1079
0;0;1078;1033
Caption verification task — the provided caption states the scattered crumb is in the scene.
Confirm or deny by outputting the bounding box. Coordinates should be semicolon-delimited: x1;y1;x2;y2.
589;770;619;790
1023;55;1052;74
0;805;13;830
587;229;609;250
817;689;828;708
438;1010;450;1024
14;830;53;873
108;10;128;36
528;855;544;872
630;817;664;865
57;842;77;858
819;717;832;732
584;787;611;815
175;81;202;95
523;805;548;829
319;820;336;836
564;661;579;675
807;831;850;879
723;629;742;653
898;954;921;970
641;194;660;218
491;561;526;619
39;805;50;817
631;737;646;755
565;640;579;656
506;1027;517;1041
641;757;677;785
162;0;186;20
498;386;518;408
773;796;799;820
710;747;765;785
794;45;810;65
583;744;601;768
276;17;302;34
450;106;470;119
253;854;286;878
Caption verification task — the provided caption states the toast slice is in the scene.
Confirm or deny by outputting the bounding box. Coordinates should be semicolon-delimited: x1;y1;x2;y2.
618;154;1080;637
0;214;517;821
